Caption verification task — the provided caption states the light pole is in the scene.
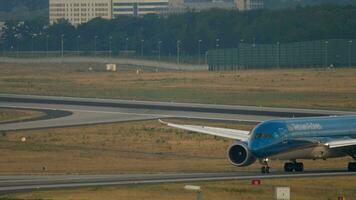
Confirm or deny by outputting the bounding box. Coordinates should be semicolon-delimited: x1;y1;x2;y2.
205;51;208;65
215;38;220;49
324;40;328;68
76;35;81;56
14;34;19;57
94;35;98;57
349;40;353;68
46;35;49;57
141;39;144;57
277;41;280;68
17;37;20;57
109;36;112;58
158;40;162;61
176;40;181;64
31;34;37;56
240;39;244;68
61;34;64;58
1;41;4;56
198;39;202;64
125;37;129;51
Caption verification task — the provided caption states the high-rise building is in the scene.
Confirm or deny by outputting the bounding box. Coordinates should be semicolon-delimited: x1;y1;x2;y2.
49;0;112;26
49;0;262;26
112;0;169;17
235;0;264;11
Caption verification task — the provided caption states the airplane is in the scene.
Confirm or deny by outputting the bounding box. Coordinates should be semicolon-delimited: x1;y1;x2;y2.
159;115;356;173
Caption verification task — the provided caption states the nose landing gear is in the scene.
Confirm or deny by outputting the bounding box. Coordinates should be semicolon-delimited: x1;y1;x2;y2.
261;166;270;173
260;158;270;174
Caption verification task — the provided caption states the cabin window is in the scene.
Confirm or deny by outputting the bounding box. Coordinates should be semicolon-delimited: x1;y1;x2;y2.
255;133;272;139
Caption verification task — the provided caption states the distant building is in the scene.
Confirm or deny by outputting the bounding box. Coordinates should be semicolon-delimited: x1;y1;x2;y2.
112;0;169;17
235;0;264;11
0;21;5;37
49;0;112;26
166;0;264;14
185;0;236;11
0;21;5;30
166;0;237;14
49;0;263;25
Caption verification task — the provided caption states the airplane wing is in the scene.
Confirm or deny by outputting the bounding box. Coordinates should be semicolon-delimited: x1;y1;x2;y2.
325;138;356;148
159;119;250;141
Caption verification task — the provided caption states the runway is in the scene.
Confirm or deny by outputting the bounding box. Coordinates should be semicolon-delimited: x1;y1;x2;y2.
1;171;356;194
1;94;355;131
1;94;356;194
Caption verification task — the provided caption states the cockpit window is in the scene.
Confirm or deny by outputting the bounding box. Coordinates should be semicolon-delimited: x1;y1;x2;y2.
255;133;273;139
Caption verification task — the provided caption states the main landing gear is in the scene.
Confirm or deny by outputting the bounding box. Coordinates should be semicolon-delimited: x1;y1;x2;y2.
284;160;304;172
347;153;356;172
348;162;356;172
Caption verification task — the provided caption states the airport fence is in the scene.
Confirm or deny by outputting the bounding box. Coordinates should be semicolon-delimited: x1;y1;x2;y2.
207;39;356;70
0;50;204;65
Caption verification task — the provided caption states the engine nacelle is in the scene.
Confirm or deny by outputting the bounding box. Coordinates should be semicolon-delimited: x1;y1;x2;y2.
227;142;256;167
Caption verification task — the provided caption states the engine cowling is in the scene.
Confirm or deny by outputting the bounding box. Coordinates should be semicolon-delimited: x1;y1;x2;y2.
227;142;256;167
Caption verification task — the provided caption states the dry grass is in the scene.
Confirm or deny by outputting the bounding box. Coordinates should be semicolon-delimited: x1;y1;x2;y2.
0;120;252;174
0;108;44;123
1;120;354;199
0;63;356;109
1;63;356;199
7;176;356;200
0;119;352;174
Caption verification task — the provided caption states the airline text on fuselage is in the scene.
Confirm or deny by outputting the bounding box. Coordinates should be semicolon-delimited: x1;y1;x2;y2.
287;123;323;131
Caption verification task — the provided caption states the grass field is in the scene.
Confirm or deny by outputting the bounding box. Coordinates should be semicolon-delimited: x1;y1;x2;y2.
0;63;356;110
0;108;44;123
1;119;353;200
4;176;356;200
1;63;356;199
0;119;254;174
0;119;351;174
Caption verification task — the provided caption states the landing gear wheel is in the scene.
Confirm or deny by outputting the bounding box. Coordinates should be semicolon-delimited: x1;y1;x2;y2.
348;162;356;172
284;162;304;172
261;166;270;174
295;163;304;172
284;163;294;172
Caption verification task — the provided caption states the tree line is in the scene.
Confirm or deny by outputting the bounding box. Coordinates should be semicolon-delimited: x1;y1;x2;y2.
0;0;48;12
265;0;356;9
0;0;48;21
1;5;356;57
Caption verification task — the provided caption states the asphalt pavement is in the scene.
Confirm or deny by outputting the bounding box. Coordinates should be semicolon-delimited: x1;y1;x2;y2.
1;171;355;194
1;94;355;131
1;94;356;194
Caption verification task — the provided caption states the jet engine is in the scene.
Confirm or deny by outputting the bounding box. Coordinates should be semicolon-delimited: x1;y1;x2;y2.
227;142;256;167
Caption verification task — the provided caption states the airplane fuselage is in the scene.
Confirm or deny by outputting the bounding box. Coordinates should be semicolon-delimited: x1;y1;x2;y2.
249;115;356;160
